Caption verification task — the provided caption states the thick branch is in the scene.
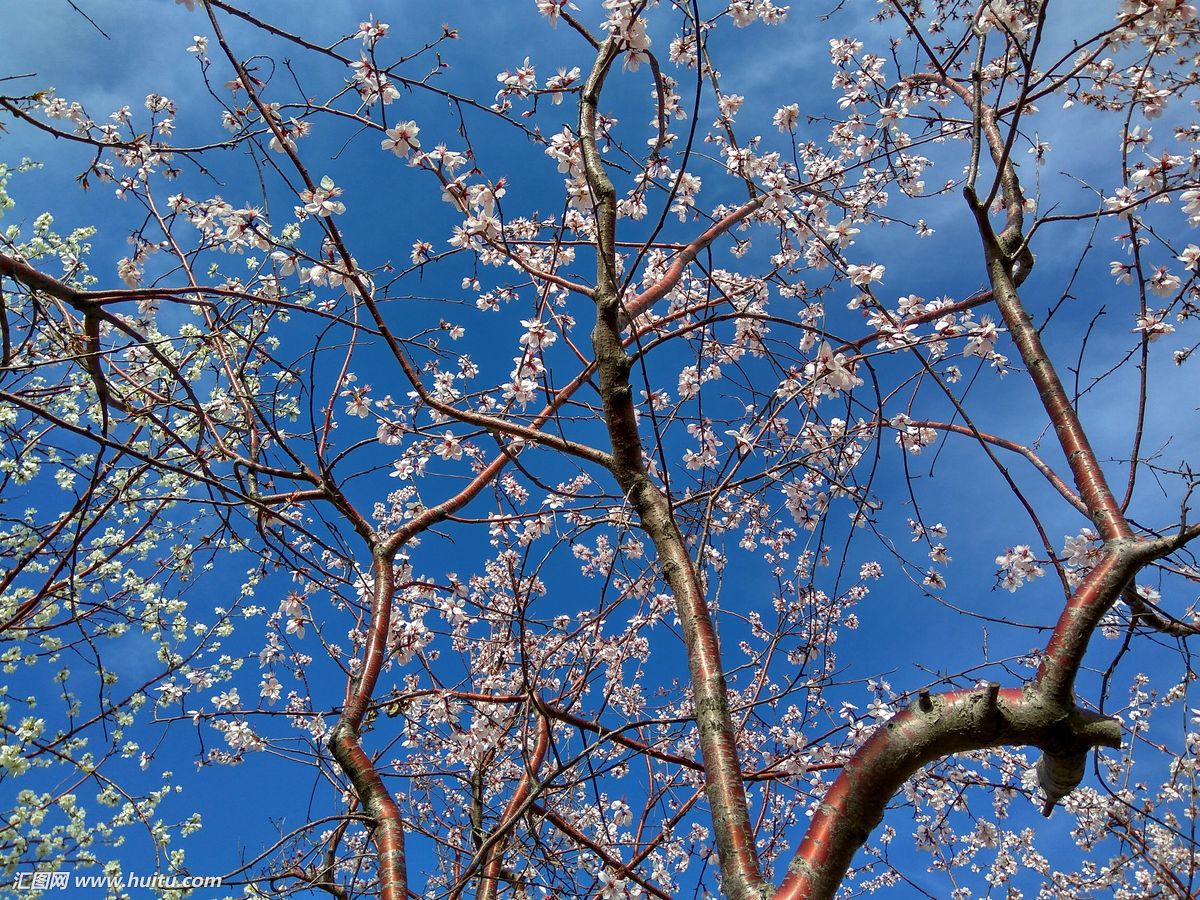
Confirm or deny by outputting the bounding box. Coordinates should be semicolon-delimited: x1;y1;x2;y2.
777;530;1199;897
774;685;1120;900
327;550;408;900
977;225;1132;540
580;36;767;900
477;716;550;900
1035;536;1186;705
912;67;1133;541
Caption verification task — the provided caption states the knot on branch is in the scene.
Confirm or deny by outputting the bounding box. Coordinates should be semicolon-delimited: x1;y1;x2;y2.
962;186;1036;288
1032;705;1121;816
1035;751;1085;816
997;228;1035;287
1010;244;1035;286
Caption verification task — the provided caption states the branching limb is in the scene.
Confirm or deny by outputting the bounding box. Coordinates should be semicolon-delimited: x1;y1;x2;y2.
326;549;408;900
580;33;768;900
909;67;1132;541
477;715;550;900
775;684;1121;900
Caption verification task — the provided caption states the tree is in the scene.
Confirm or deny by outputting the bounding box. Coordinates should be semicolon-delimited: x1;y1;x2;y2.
1;0;1198;896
